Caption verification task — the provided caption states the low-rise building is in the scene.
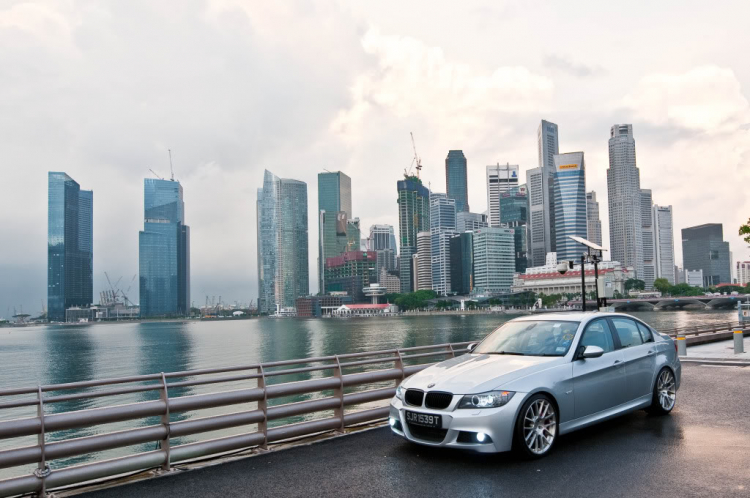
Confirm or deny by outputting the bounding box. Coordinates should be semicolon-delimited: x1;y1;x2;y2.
682;269;704;288
331;303;398;317
511;253;634;295
295;295;354;317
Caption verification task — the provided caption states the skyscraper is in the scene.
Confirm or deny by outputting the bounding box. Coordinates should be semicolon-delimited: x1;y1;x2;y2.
257;170;309;314
318;172;353;293
139;178;190;317
369;224;397;252
653;205;676;285
486;163;519;227
681;224;731;286
430;193;457;296
449;233;474;295
456;212;488;232
48;172;93;321
445;150;469;213
641;189;656;289
607;124;644;279
527;119;559;267
500;185;528;273
552;152;588;262
586;191;602;247
397;177;430;293
416;231;432;291
472;227;515;294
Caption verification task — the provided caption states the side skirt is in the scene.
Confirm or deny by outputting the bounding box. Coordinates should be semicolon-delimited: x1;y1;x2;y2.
559;394;652;435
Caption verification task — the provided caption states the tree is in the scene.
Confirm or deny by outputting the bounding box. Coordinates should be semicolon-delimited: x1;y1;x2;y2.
653;278;671;295
740;218;750;244
624;279;645;292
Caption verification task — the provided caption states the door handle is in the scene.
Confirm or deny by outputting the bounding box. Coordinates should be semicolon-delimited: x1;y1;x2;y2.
613;359;622;365
647;350;655;356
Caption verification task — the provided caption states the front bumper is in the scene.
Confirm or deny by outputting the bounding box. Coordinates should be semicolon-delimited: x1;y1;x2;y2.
388;394;524;453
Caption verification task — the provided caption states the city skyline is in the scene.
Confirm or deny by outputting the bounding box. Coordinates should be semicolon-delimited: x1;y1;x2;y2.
2;2;750;314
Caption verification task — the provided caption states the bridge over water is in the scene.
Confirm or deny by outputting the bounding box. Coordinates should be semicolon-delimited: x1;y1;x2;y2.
576;294;750;311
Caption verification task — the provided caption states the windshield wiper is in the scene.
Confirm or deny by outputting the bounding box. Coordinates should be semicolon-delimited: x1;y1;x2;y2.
487;351;526;356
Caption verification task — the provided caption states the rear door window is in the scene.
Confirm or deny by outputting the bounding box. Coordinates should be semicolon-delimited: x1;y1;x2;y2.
636;322;653;343
610;318;644;349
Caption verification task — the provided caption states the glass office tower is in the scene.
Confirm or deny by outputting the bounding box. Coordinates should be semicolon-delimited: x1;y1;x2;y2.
257;170;309;314
552;152;588;262
397;177;430;293
318;172;353;293
139;178;190;317
445;150;469;213
48;172;93;322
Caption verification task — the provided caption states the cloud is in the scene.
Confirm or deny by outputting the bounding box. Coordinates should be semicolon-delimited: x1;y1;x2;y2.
623;65;750;133
543;54;605;78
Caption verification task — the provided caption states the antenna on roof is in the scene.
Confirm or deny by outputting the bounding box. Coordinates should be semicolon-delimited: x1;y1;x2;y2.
168;149;175;181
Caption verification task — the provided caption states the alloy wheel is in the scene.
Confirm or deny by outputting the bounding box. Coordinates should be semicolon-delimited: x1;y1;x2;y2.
522;398;556;455
657;369;676;411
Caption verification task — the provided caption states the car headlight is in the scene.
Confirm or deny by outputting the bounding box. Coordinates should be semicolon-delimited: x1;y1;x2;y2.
395;385;405;400
457;391;515;409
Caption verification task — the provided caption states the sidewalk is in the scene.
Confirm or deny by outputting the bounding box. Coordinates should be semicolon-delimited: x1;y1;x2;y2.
682;335;750;363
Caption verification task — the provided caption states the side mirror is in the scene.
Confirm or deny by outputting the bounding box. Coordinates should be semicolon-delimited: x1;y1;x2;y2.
581;345;604;359
467;343;477;353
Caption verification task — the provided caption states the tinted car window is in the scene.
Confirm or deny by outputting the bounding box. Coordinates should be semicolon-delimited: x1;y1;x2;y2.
579;319;615;353
610;318;644;348
636;322;653;343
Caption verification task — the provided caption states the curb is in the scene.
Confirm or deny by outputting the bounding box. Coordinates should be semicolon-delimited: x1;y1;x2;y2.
679;357;750;367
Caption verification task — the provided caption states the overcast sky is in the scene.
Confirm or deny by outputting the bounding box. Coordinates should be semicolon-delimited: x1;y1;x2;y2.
1;0;749;316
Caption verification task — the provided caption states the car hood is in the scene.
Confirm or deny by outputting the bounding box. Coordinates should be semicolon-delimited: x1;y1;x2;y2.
404;354;562;394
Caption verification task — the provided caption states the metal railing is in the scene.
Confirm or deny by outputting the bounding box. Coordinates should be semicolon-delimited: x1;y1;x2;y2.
660;322;749;340
0;342;470;497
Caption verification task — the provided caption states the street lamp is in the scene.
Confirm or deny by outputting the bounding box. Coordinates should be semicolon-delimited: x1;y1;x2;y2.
568;236;608;311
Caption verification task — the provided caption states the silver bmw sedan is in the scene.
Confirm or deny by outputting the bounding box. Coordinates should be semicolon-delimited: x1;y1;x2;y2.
389;312;681;458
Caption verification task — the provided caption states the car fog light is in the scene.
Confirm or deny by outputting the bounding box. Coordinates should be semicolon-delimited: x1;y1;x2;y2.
389;417;397;427
476;432;487;443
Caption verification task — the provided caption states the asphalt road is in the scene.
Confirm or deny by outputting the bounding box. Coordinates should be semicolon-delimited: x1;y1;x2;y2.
83;363;750;498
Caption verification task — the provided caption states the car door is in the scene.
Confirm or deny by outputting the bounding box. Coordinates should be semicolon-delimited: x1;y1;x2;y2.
572;318;628;419
608;317;656;402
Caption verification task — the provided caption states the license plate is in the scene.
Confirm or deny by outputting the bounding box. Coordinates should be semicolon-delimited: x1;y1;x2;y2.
405;410;442;429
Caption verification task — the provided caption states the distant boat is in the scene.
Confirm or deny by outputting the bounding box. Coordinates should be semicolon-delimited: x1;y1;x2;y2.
269;306;297;318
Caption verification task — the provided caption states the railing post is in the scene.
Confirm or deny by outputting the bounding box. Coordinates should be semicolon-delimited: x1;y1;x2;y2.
333;356;345;434
258;365;268;450
34;385;50;498
734;329;745;354
447;344;456;358
676;335;687;356
394;349;405;382
159;373;171;471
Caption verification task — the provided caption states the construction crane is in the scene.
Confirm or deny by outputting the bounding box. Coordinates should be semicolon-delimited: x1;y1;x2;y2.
168;149;175;181
149;169;164;180
410;132;422;179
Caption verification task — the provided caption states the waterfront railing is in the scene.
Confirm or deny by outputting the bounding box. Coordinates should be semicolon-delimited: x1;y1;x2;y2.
0;341;470;497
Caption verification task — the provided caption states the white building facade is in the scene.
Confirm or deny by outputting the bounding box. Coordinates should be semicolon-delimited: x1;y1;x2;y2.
607;124;644;280
416;231;432;291
512;253;634;295
586;191;602;247
641;189;655;289
429;194;457;295
472;227;515;294
653;205;676;284
486;163;519;228
737;261;750;286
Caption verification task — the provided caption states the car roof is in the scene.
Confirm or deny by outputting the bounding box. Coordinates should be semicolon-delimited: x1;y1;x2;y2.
511;312;622;323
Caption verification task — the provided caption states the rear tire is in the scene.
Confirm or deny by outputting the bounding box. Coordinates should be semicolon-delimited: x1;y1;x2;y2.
513;394;558;459
647;368;676;415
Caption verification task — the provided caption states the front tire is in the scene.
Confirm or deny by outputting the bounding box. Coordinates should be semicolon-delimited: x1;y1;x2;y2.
648;368;676;415
513;394;558;459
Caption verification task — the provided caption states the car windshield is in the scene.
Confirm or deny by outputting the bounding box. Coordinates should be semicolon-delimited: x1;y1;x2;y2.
474;320;580;357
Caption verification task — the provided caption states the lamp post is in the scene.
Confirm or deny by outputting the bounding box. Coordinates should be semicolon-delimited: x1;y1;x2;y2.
568;236;608;312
